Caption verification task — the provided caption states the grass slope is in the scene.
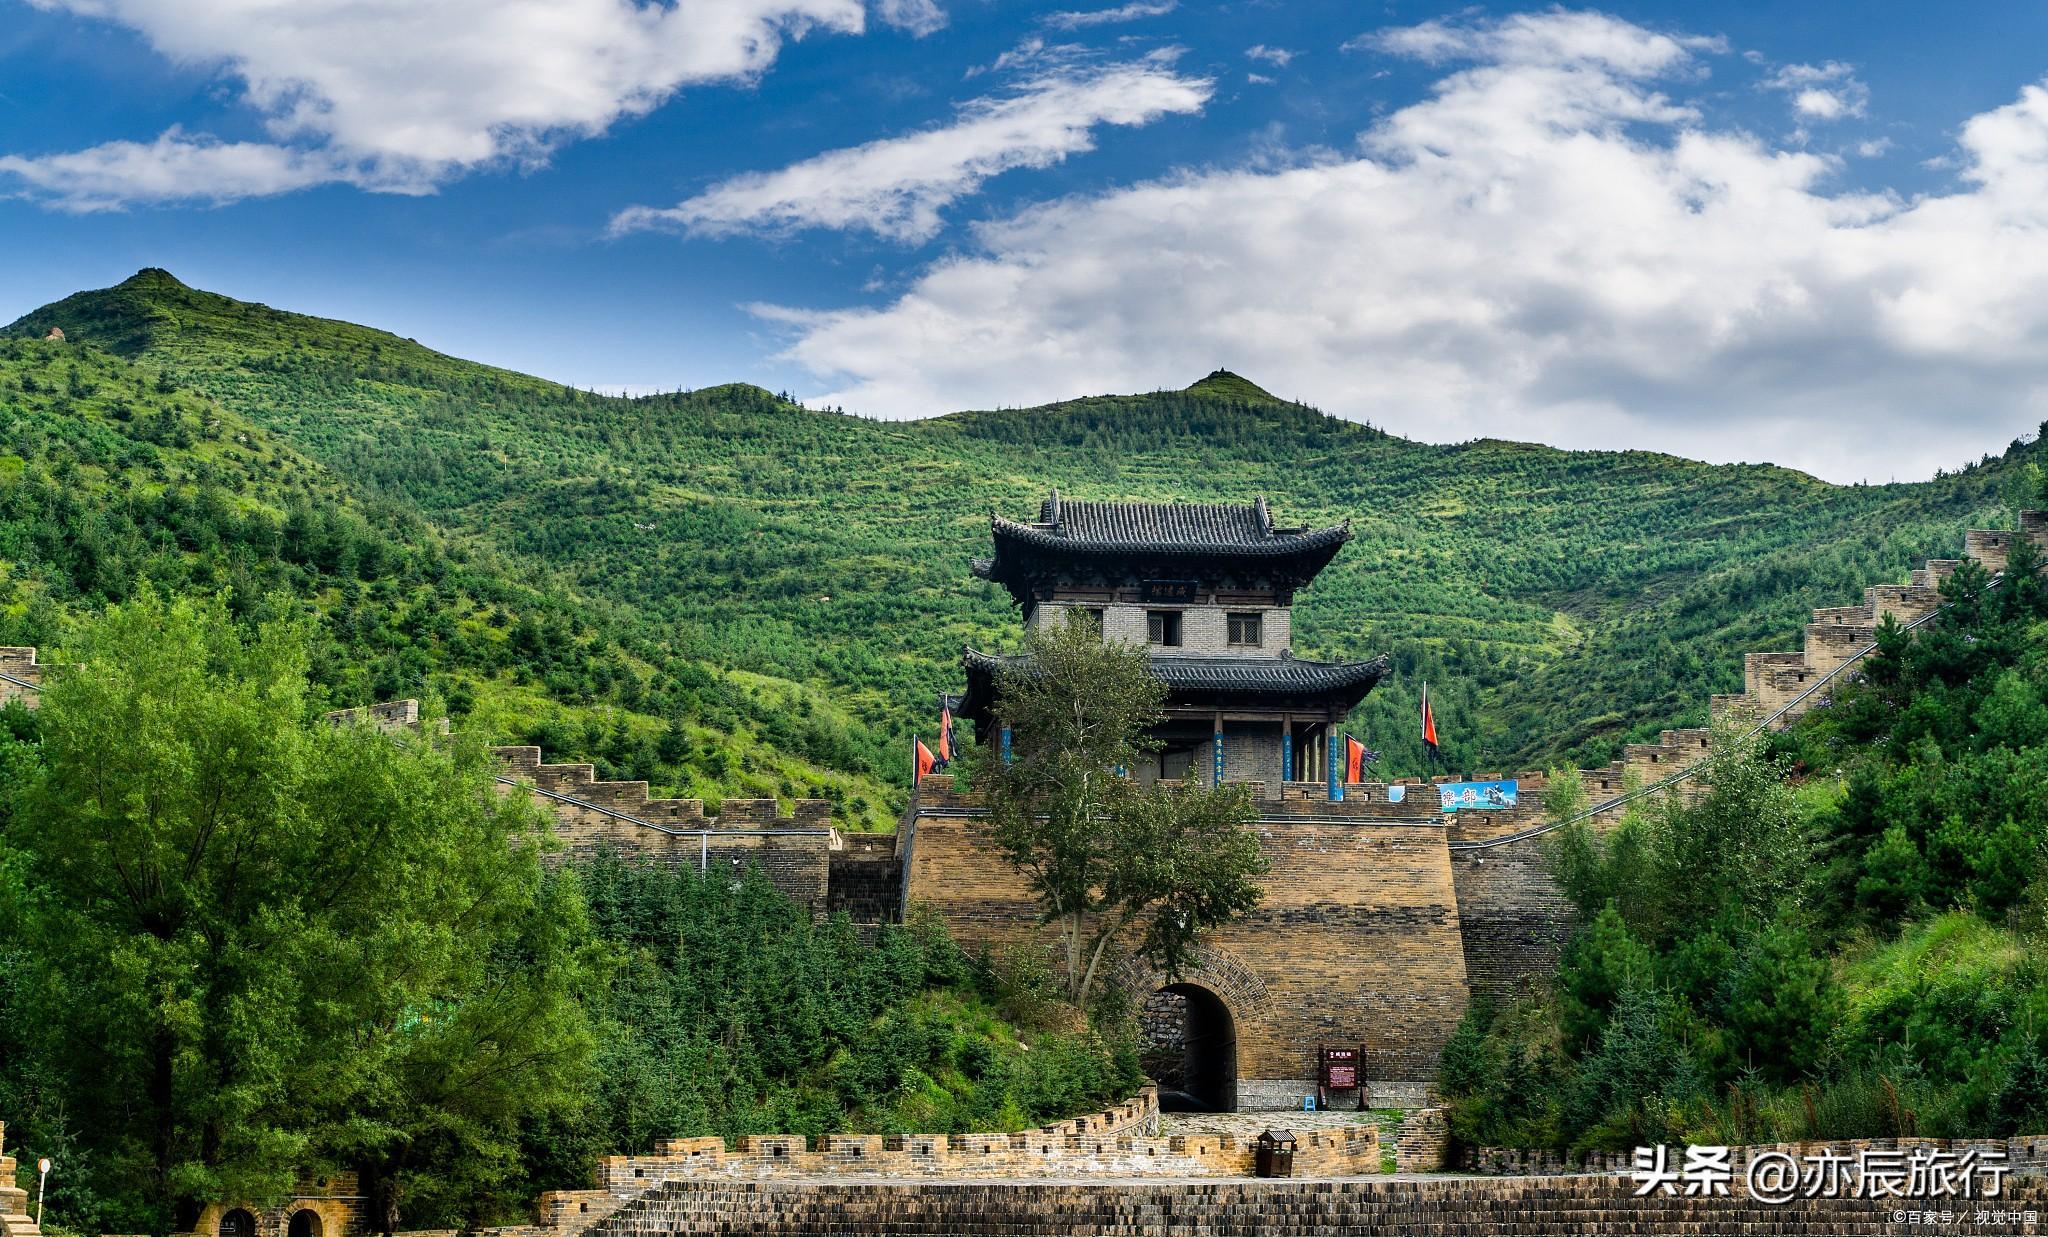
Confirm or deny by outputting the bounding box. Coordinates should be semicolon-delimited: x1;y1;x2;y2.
8;270;2032;789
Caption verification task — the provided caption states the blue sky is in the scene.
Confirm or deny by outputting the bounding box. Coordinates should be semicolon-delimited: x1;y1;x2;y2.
5;1;2048;483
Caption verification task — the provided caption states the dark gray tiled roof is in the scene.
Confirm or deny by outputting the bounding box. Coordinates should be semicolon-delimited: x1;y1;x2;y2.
962;648;1388;699
990;492;1348;559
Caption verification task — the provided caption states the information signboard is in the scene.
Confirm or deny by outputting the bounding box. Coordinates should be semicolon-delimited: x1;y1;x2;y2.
1142;579;1200;602
1438;778;1519;811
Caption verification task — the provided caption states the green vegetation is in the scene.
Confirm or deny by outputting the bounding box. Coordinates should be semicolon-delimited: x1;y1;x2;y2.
9;271;2034;802
1440;541;2048;1150
0;599;1138;1236
536;853;1141;1171
0;330;901;827
980;615;1266;1004
0;593;596;1235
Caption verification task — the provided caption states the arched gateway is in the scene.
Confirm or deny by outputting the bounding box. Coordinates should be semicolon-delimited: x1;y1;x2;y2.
909;492;1471;1109
1143;984;1238;1112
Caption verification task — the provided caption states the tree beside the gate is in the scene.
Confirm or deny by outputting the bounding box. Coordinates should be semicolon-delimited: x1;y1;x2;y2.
980;614;1268;1007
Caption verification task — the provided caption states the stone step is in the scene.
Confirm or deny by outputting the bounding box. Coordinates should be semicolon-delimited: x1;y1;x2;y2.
579;1175;2048;1237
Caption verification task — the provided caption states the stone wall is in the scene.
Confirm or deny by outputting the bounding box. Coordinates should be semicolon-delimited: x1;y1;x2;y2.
1395;1108;1448;1173
0;1123;39;1237
185;1173;368;1237
1464;1133;2048;1177
823;832;901;923
583;1173;2048;1237
305;717;860;915
0;649;43;709
1436;508;2048;1004
578;1091;1378;1184
1031;602;1292;658
904;777;1468;1106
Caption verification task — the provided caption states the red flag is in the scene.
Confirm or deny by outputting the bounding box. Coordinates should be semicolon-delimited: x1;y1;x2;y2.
937;704;956;765
1420;682;1440;762
1345;734;1366;784
914;738;936;784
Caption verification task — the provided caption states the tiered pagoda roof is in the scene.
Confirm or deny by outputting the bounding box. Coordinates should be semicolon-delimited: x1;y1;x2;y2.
958;649;1389;730
972;490;1350;608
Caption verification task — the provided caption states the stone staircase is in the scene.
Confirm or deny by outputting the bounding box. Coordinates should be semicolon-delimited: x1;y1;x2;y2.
582;1174;2048;1237
0;1125;40;1237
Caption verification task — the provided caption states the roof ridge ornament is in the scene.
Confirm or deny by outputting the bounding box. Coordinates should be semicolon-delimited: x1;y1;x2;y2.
1048;487;1061;528
1256;495;1270;531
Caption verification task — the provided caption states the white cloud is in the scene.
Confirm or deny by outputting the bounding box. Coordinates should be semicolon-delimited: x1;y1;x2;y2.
1764;60;1869;122
0;128;367;211
757;9;2048;483
1041;0;1176;31
613;54;1211;242
875;0;946;37
4;0;866;207
1245;45;1294;68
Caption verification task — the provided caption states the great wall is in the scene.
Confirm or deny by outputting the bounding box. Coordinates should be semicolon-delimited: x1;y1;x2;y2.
5;508;2047;1236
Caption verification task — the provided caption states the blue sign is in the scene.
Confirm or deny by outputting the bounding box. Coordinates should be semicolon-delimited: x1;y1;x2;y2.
1438;779;1519;811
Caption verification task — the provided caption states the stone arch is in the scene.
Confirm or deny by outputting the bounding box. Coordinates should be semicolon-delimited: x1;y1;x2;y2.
1107;943;1271;1020
287;1209;323;1237
1112;945;1267;1114
218;1209;257;1237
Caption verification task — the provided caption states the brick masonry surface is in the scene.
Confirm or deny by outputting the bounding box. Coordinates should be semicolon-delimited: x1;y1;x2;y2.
583;1174;2048;1237
182;1173;368;1237
10;517;2048;1224
561;1088;1375;1188
1;1122;39;1237
905;778;1469;1100
1464;1135;2048;1178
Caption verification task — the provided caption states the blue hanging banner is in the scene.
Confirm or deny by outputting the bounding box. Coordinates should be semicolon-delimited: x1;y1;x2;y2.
1000;725;1013;764
1327;733;1343;802
1281;732;1294;782
1212;730;1225;786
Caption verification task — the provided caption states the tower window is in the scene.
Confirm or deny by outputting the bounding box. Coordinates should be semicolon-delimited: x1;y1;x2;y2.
1227;612;1263;647
1147;610;1183;647
1082;607;1105;633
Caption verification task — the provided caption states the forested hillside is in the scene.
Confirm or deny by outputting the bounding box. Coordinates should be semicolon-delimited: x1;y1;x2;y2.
6;269;2035;802
0;329;903;826
1441;536;2048;1149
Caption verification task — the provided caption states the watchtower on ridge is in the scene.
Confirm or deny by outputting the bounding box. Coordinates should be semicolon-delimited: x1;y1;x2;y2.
959;490;1387;790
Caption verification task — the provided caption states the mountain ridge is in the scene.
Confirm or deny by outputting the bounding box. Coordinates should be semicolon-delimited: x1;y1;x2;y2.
3;271;2029;794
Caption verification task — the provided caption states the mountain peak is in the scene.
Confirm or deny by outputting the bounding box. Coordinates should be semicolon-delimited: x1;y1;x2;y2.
118;267;189;291
1185;369;1280;403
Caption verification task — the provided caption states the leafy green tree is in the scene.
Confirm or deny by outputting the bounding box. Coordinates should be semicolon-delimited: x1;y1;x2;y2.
0;592;599;1235
981;614;1267;1005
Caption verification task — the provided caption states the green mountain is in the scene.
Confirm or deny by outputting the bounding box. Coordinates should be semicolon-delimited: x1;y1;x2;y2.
5;270;2034;804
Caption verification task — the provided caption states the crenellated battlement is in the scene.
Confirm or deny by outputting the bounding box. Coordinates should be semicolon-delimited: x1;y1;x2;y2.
6;505;2045;1105
1452;507;2048;1007
320;702;860;914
